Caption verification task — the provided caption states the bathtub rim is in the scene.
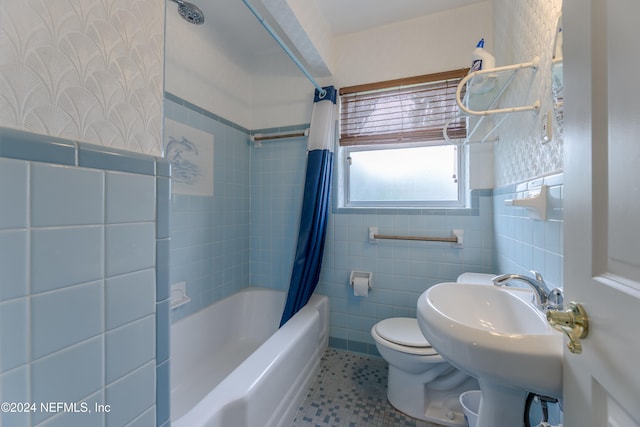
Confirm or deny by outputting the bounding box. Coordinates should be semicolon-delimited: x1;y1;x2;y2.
170;287;329;427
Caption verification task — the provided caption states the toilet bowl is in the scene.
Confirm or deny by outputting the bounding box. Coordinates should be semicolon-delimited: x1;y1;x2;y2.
371;273;493;426
372;317;478;426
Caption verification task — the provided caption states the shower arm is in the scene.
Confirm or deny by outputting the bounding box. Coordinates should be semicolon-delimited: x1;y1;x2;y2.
242;0;327;99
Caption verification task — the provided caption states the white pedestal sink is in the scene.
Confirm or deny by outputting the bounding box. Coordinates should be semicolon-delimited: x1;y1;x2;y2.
417;282;563;427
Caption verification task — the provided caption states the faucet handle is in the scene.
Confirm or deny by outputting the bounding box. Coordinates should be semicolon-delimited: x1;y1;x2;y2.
546;288;564;310
530;270;546;285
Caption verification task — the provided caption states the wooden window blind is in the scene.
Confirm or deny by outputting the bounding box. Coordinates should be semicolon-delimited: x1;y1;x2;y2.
339;68;469;146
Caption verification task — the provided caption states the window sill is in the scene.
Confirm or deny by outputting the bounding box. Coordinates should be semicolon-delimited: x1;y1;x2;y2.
332;206;479;216
332;189;492;216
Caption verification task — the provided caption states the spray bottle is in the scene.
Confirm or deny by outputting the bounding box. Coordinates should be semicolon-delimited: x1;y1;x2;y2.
470;38;495;72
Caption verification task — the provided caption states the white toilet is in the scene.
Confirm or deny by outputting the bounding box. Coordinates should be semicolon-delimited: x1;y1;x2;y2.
371;273;493;426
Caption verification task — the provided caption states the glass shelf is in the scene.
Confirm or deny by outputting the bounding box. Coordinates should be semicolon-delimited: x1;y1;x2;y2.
444;57;540;144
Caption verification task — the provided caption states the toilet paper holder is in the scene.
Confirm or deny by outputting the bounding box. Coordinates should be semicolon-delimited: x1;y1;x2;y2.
350;271;372;289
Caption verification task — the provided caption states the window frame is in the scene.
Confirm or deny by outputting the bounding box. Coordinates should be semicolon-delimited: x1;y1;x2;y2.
337;69;469;209
341;142;466;209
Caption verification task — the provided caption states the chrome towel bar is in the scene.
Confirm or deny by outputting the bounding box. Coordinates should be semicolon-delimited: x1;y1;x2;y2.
368;227;464;247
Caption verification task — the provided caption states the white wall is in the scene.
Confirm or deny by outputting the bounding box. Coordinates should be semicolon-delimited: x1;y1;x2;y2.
166;2;493;131
332;2;492;87
249;51;321;130
251;2;493;128
165;7;255;129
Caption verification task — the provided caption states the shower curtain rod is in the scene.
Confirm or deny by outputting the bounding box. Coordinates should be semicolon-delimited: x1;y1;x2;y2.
242;0;327;98
251;128;309;143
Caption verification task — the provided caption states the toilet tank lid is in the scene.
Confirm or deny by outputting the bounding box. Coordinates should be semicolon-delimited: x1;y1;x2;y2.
375;318;431;348
456;272;495;285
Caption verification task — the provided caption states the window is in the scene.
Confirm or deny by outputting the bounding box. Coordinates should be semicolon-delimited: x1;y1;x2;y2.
338;69;468;208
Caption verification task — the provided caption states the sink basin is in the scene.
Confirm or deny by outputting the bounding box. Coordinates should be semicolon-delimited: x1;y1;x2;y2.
417;282;563;427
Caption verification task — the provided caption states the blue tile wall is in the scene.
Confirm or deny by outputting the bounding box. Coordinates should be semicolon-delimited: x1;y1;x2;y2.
30;281;103;360
0;120;573;427
105;224;156;276
164;94;250;323
30;226;104;293
0;229;28;301
31;163;105;226
0;158;28;229
249;134;496;356
30;336;104;425
0;127;169;427
493;173;564;289
0;366;28;426
0;298;28;372
250;135;308;290
164;94;562;363
155;359;170;427
321;194;495;355
38;391;106;427
105;316;156;385
154;161;171;427
105;270;156;331
0;127;77;166
105;362;156;427
77;142;157;176
106;172;156;224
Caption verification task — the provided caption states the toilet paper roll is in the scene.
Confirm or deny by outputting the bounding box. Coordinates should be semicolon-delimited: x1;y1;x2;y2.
353;277;369;297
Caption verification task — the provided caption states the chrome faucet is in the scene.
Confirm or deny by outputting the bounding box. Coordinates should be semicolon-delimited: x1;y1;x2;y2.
492;271;554;310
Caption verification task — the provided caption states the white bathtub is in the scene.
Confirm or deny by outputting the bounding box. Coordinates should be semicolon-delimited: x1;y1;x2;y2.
170;287;329;427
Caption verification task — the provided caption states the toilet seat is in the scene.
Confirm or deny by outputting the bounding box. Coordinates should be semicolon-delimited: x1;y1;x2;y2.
371;317;479;425
374;318;438;356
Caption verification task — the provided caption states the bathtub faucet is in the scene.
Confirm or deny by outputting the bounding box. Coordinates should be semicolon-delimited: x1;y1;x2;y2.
492;271;551;311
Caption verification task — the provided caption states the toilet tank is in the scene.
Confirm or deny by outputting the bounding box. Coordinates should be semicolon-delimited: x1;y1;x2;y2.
456;272;495;285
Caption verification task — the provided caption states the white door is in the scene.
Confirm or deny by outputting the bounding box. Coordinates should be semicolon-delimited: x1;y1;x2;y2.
563;0;640;425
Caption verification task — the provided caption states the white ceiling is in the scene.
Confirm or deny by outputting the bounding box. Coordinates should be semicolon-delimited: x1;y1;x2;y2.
313;0;486;35
177;0;486;70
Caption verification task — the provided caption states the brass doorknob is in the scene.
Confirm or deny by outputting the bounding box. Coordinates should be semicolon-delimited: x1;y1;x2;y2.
547;302;589;354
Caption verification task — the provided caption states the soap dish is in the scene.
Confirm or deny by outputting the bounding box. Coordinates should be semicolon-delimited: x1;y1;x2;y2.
171;281;191;309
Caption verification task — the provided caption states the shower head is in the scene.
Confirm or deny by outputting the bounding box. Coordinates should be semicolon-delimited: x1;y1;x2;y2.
170;0;204;25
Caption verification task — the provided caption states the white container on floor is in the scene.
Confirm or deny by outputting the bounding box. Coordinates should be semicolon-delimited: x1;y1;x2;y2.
460;390;481;427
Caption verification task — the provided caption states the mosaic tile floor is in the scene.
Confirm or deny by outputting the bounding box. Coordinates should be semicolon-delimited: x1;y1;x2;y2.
290;348;445;427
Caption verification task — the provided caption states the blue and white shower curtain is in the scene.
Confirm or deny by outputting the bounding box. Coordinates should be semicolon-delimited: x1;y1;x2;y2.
280;86;337;326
